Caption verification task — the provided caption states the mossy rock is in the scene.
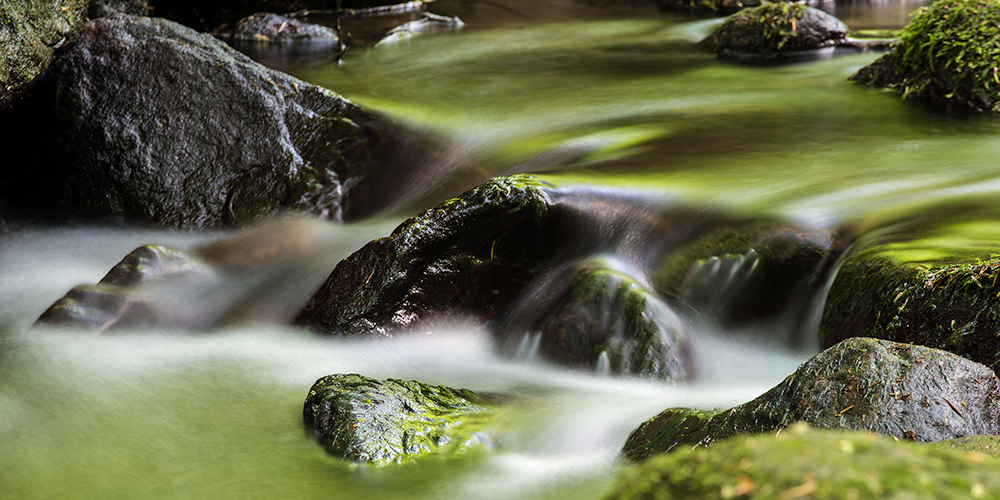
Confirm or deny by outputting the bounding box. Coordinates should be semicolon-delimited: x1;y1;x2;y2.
295;175;558;336
702;4;849;57
850;0;1000;113
535;258;695;381
822;250;1000;374
651;220;835;326
0;0;87;110
609;423;1000;500
622;337;1000;461
303;373;501;465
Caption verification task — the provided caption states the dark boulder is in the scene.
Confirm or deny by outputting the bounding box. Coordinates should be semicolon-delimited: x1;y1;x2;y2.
149;0;423;33
232;12;339;42
295;175;557;337
533;259;695;381
90;0;149;18
822;250;1000;374
609;424;1000;500
850;0;1000;113
0;14;442;228
0;0;87;110
702;4;849;57
303;373;500;464
622;337;1000;461
652;220;837;327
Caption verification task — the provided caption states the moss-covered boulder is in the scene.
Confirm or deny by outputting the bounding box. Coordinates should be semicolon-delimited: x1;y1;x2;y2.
703;4;849;57
850;0;1000;113
303;374;501;464
822;251;1000;374
0;14;441;228
609;423;1000;500
534;259;694;381
652;221;836;326
622;337;1000;461
0;0;87;110
232;12;340;42
295;175;558;336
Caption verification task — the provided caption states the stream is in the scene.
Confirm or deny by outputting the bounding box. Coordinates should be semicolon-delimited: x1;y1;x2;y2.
7;0;1000;498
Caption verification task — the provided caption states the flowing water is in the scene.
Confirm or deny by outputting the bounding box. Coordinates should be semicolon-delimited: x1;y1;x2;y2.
8;0;1000;498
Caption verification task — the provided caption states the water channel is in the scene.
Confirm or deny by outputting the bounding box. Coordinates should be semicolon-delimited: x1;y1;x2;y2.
8;0;1000;498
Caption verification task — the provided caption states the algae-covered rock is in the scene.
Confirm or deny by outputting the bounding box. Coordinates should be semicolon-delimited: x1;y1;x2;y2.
702;4;849;57
822;251;1000;373
232;12;340;42
303;373;500;464
0;14;440;228
536;260;694;381
622;337;1000;461
295;175;557;336
0;0;87;110
609;424;1000;500
850;0;1000;113
652;221;835;326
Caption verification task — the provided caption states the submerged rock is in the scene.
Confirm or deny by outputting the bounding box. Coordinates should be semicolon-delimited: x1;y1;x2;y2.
652;220;836;327
535;259;694;381
0;0;87;110
303;373;500;464
295;175;556;336
375;13;464;46
622;337;1000;461
0;14;441;228
702;4;849;58
823;251;1000;374
232;12;339;42
850;0;1000;113
609;423;1000;500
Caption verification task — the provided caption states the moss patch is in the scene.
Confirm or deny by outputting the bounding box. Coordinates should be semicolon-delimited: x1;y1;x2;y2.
850;0;1000;112
609;424;1000;500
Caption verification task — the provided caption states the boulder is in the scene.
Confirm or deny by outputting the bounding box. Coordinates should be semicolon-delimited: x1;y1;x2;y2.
609;423;1000;500
149;0;424;32
702;4;849;57
533;259;695;381
295;175;557;336
850;0;1000;113
822;250;1000;374
0;14;442;228
303;373;500;464
0;0;87;110
232;12;339;42
622;338;1000;461
652;220;837;327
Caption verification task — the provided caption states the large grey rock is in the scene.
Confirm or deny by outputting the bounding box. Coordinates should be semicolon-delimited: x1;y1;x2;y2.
623;338;1000;461
232;12;339;42
0;14;440;228
0;0;87;110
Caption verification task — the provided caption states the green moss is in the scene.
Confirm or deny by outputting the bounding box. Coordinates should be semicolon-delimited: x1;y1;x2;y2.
851;0;1000;112
609;424;1000;500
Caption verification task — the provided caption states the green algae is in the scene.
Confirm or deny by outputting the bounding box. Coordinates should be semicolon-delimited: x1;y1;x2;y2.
609;424;1000;500
851;0;1000;112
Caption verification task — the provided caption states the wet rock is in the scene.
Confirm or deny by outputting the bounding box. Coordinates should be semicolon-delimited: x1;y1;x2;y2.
702;4;849;57
36;245;215;331
850;0;1000;113
232;12;339;42
622;337;1000;461
535;259;694;381
89;0;148;18
375;13;463;46
0;14;439;228
295;175;557;337
822;250;1000;374
151;0;423;32
609;423;1000;500
0;0;87;110
303;373;500;464
652;220;836;326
